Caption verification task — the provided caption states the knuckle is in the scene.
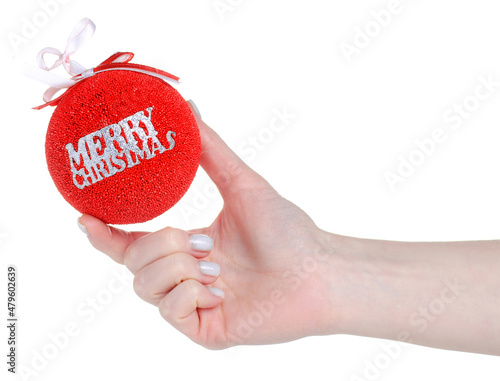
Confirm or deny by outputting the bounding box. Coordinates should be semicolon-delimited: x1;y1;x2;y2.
158;296;174;320
161;226;184;250
132;271;147;299
171;253;196;283
183;278;202;296
123;245;139;272
171;252;186;273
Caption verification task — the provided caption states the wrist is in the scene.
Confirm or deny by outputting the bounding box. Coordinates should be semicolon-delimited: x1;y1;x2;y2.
315;231;408;339
311;229;350;336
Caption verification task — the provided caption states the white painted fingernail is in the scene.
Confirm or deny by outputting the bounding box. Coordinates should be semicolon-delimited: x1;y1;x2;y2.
77;218;89;236
208;287;225;298
187;99;201;118
189;234;213;251
199;261;220;277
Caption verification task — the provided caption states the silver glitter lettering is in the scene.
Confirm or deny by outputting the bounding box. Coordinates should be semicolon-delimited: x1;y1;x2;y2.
65;107;176;189
165;131;176;151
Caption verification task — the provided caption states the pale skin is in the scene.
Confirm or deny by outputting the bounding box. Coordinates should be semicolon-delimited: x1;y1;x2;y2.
79;104;500;356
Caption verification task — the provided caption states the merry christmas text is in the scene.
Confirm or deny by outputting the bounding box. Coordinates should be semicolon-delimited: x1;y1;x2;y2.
65;107;175;189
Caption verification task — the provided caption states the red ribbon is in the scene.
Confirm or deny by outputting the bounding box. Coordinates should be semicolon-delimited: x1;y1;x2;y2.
34;52;180;110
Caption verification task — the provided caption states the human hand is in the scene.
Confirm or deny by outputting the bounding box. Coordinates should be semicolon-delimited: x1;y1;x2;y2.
78;103;500;356
79;103;338;349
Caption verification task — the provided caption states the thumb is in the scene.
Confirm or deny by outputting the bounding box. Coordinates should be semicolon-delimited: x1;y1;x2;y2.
187;100;269;199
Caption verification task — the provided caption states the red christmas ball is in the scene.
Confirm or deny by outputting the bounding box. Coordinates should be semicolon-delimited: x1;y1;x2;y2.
45;70;200;224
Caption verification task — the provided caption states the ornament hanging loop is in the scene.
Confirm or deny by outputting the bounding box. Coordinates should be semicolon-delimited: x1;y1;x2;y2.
36;18;96;76
32;19;180;110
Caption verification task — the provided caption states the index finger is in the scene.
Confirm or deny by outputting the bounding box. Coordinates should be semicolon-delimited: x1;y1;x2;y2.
79;214;214;275
122;226;213;274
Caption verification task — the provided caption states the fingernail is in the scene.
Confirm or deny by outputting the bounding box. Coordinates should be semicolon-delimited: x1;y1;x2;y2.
189;234;213;251
77;217;89;236
199;261;220;277
187;99;201;118
208;287;225;298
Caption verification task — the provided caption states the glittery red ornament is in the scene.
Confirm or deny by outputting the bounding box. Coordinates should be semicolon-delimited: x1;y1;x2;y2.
44;68;200;224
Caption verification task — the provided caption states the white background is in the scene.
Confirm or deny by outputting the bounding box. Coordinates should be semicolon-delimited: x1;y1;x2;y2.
1;0;500;380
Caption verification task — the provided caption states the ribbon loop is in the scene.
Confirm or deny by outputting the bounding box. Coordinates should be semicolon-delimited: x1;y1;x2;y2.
36;47;63;71
36;18;96;76
101;52;135;65
65;18;96;56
